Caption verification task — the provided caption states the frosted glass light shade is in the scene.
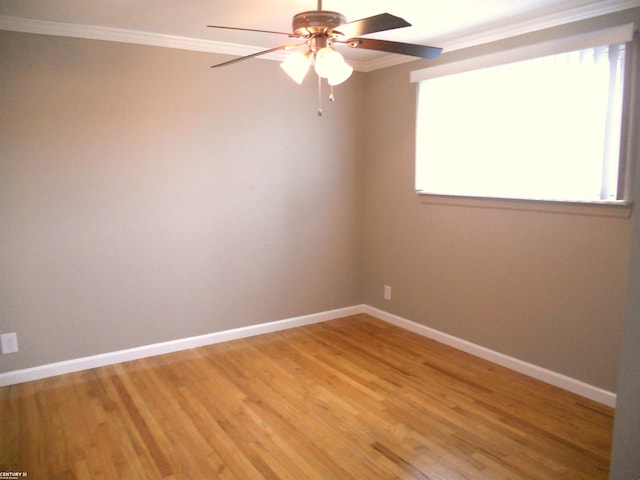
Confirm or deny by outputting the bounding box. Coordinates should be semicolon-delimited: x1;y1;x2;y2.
328;61;353;85
280;52;310;84
314;47;346;79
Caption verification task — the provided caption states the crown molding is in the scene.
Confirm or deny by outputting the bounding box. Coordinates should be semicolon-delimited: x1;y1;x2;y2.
435;0;640;55
1;0;639;73
0;15;275;58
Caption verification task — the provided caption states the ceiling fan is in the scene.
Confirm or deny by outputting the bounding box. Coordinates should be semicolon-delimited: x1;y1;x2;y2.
207;0;442;115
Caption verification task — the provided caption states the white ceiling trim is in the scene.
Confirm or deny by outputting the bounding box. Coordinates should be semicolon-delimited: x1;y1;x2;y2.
0;15;265;57
1;0;639;73
436;0;640;54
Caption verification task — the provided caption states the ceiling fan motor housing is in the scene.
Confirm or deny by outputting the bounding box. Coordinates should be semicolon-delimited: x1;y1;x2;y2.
292;11;347;36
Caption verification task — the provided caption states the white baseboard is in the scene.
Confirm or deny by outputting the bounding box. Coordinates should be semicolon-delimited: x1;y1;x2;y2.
0;304;616;408
363;306;616;408
0;305;365;388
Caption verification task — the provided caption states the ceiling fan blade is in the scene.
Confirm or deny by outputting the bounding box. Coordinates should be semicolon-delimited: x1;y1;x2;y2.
207;25;298;37
334;13;410;38
347;38;442;59
210;44;296;68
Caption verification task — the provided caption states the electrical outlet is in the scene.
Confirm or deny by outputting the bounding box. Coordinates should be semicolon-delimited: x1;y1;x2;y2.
1;332;19;354
384;285;392;301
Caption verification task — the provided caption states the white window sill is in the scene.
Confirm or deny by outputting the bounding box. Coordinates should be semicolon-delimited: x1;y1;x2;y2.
416;192;632;218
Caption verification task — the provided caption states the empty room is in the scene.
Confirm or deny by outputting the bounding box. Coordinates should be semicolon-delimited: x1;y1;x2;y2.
1;1;640;478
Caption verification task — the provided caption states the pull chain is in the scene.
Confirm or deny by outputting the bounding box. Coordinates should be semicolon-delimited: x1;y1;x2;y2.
317;74;323;116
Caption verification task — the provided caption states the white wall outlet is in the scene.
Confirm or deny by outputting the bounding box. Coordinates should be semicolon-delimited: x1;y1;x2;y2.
1;332;19;354
384;285;392;301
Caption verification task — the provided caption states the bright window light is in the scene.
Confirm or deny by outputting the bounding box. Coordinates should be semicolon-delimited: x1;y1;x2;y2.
415;41;628;203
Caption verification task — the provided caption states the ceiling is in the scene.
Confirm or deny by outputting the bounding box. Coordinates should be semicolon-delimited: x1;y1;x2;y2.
1;0;638;71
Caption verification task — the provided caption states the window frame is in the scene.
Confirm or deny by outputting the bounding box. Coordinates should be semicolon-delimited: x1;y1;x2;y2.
410;23;637;215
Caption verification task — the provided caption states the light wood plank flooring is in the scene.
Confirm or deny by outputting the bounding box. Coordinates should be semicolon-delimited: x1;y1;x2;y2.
0;314;614;479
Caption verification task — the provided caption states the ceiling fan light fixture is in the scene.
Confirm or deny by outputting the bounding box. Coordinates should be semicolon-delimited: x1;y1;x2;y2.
280;51;310;84
208;2;443;113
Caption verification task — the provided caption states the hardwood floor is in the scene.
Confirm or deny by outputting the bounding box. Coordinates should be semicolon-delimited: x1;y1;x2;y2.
0;314;613;479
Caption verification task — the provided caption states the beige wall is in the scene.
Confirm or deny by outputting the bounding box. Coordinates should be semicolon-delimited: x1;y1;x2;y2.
361;9;640;393
0;31;364;372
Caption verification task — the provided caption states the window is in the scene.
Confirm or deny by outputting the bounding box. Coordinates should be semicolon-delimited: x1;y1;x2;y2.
412;24;635;204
